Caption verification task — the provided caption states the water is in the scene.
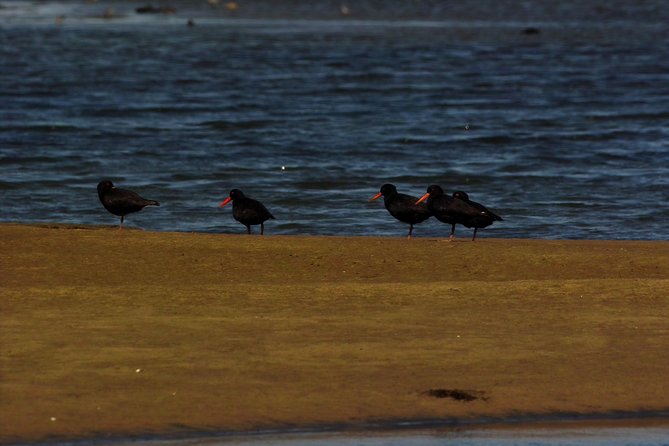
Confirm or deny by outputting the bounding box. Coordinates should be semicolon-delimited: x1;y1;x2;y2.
228;427;669;446
87;425;669;446
2;0;669;239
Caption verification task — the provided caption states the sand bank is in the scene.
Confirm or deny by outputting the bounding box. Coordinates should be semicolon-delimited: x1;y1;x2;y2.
1;223;668;443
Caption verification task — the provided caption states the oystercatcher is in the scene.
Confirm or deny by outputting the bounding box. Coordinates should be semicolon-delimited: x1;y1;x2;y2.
220;189;275;235
416;185;465;240
97;180;159;229
451;190;503;241
369;184;431;238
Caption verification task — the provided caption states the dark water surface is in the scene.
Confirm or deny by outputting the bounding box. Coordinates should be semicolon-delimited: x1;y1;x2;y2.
2;0;669;238
91;425;669;446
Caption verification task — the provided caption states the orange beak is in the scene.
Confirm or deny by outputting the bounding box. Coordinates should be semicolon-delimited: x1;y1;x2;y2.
416;192;430;204
220;196;232;208
368;192;383;202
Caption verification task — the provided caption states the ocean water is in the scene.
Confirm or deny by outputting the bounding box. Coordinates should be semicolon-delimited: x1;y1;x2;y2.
1;0;669;239
94;425;669;446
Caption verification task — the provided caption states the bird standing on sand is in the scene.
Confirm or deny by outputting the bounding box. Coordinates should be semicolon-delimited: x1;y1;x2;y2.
220;189;275;235
416;185;465;240
451;190;503;241
97;180;160;229
369;183;431;238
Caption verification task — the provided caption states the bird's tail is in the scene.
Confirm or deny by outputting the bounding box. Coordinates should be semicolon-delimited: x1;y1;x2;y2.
483;208;503;221
146;200;160;207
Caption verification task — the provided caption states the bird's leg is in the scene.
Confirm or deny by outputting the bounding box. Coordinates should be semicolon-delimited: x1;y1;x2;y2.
407;224;413;239
246;225;251;235
472;228;478;241
261;223;264;235
119;215;124;230
448;224;456;241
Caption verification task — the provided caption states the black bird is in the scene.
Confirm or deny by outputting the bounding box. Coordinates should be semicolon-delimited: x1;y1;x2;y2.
451;190;503;241
369;183;431;238
220;189;275;235
416;185;467;240
97;180;160;229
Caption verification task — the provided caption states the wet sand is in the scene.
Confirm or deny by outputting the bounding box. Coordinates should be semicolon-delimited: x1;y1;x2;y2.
1;223;668;444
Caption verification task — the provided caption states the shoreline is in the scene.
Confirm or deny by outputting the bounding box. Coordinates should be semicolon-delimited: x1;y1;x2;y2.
2;223;668;444
3;411;669;446
4;415;669;446
15;413;669;446
5;221;669;241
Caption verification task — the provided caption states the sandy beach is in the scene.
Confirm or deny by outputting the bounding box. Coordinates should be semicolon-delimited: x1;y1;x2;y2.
1;223;668;444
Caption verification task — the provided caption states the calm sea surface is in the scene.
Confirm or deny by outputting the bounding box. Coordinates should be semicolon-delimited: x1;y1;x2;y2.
93;425;669;446
1;0;669;239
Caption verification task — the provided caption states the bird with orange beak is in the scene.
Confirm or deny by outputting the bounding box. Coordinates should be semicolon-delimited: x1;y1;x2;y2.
416;185;463;240
220;189;275;235
417;185;502;241
369;183;431;238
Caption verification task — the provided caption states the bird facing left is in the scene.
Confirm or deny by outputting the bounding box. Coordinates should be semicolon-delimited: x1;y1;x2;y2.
220;188;275;235
97;180;160;229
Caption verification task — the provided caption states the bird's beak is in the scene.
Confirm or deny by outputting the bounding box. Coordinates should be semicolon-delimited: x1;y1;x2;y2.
368;192;383;202
416;193;430;204
220;197;232;208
